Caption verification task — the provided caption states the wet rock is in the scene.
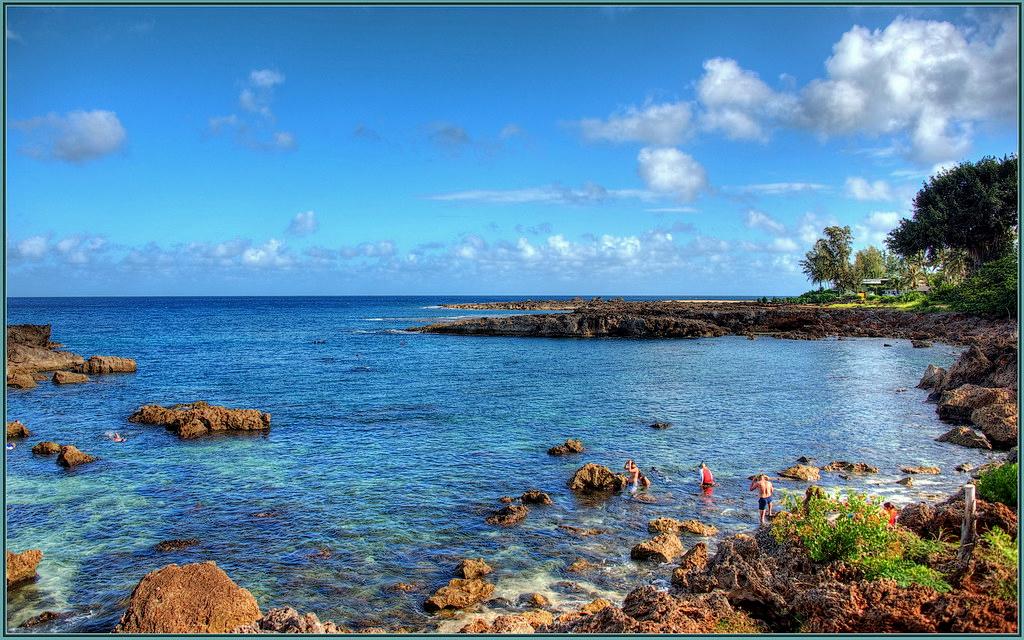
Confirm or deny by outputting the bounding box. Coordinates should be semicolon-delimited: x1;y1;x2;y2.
547;439;584;456
971;403;1018;449
458;618;492;634
937;426;992;450
956;463;975;473
821;461;878;474
7;549;42;587
491;614;537;633
31;441;61;455
114;561;261;633
581;598;613;614
897;477;914;487
632;493;657;504
544;587;740;633
918;365;947;390
648;518;717;537
231;606;346;634
938;385;1015;424
7;371;37;389
154;538;200;552
650;421;671;430
912;340;933;348
671;543;709;589
567;463;628;493
518;592;550;608
630;533;683;563
520;489;552;505
52;371;88;384
678;519;718;537
249;511;278;519
557;525;605;537
56;445;96;468
80;355;137;374
485;504;528;526
423;579;495;612
389;582;418;593
778;464;820;481
795;455;815;465
129;401;271;439
6;421;30;439
901;466;940;474
456;558;493;580
18;611;65;628
306;547;332;560
566;558;595;573
520;609;554;628
498;496;514;503
648;517;682;535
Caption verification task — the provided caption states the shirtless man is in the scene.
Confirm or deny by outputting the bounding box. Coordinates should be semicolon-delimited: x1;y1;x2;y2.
749;474;774;525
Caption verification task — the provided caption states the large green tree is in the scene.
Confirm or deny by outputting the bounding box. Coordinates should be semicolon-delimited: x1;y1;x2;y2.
886;155;1018;272
800;225;855;290
853;246;886;281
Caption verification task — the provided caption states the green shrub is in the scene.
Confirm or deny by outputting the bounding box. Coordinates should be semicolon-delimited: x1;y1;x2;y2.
977;463;1018;508
931;254;1017;317
978;526;1018;600
772;489;951;592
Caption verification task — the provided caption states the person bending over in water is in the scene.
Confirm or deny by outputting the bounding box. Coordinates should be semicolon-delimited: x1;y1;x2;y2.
624;459;652;491
699;462;715;487
749;474;774;525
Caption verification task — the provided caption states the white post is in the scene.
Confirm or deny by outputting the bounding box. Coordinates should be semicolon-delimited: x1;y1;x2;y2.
958;483;977;564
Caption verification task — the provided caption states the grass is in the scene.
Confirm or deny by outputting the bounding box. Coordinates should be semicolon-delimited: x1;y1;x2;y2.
978;527;1018;600
772;489;952;592
977;463;1018;508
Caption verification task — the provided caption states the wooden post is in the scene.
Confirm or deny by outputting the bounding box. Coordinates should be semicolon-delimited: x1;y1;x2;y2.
958;483;978;564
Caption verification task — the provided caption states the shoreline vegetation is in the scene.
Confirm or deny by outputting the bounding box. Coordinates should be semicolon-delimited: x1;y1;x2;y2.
5;297;1018;634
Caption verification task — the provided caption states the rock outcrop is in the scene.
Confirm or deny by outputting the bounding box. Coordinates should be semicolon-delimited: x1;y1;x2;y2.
423;579;495;612
231;607;346;634
114;562;261;633
6;549;42;587
901;466;940;475
53;371;88;385
648;518;717;537
778;464;820;481
129;401;271;439
7;325;85;379
937;426;992;450
79;355;137;374
520;489;552;505
630;533;683;563
456;558;492;580
821;461;878;474
56;445;96;468
971;403;1018;449
547;439;584;456
918;365;946;390
938;385;1015;424
485;504;528;526
31;441;61;455
6;421;30;439
567;463;628;493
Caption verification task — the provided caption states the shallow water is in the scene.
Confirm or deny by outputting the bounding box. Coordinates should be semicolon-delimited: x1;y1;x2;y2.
5;296;998;631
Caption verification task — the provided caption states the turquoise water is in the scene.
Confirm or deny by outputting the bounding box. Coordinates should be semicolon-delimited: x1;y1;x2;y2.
5;296;998;632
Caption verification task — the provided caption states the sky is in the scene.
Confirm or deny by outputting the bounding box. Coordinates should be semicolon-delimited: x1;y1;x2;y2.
4;5;1019;296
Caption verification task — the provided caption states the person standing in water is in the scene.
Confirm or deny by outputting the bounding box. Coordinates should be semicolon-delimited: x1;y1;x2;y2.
699;462;715;487
749;474;774;525
624;459;651;491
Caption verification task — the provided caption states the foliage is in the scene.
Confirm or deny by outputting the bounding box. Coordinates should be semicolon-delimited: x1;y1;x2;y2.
772;489;951;592
713;611;762;634
976;463;1018;508
887;155;1018;272
978;527;1018;600
853;246;887;282
801;226;855;290
929;253;1017;317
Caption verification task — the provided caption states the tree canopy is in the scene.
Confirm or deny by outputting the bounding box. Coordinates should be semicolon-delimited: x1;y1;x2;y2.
886;155;1018;272
800;225;855;290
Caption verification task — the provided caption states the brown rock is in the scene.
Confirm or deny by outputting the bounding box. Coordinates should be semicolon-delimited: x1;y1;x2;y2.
566;558;595;573
52;371;88;384
485;504;528;526
821;460;878;474
6;549;42;587
557;525;605;537
912;340;932;348
6;371;37;389
897;477;914;487
520;592;550;608
547;439;584;456
778;464;820;481
630;533;683;563
937;426;992;450
56;445;96;468
129;401;271;439
678;519;718;537
458;618;492;633
456;558;493;580
520;489;552;505
80;355;137;374
389;582;418;593
567;463;628;493
580;598;612;615
648;517;682;535
671;542;709;589
490;614;536;634
18;611;64;628
423;579;495;612
971;403;1018;449
114;562;262;633
938;385;1015;424
31;441;61;455
154;538;200;552
498;496;514;503
520;609;554;628
6;421;30;439
650;421;671;430
231;606;345;634
901;466;940;474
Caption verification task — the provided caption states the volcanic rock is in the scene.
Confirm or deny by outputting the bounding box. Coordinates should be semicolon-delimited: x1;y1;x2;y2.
6;421;30;439
821;461;878;474
568;463;629;493
971;403;1018;449
650;421;671;430
56;445;96;468
566;559;595;573
547;439;584;456
897;477;914;487
778;464;820;481
52;371;88;385
519;592;550;608
154;538;200;552
901;466;940;474
520;489;552;505
671;543;709;589
6;549;42;587
918;364;947;390
937;426;992;450
912;340;933;348
80;355;137;374
7;371;36;389
231;606;345;634
630;533;683;563
423;579;495;612
31;441;61;455
938;385;1015;424
129;401;271;439
456;558;492;580
485;504;528;526
114;561;261;633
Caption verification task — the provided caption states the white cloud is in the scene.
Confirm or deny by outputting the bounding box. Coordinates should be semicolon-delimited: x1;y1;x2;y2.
249;69;285;88
770;237;800;253
697;58;797;141
646;206;698;213
735;182;828;196
499;123;524;139
578;101;693;145
845;177;894;201
241;239;292;268
15;110;127;163
272;132;296;149
210;69;295;151
287;211;318;235
427;183;654;205
854;210;903;246
745;210;787;235
636;147;708;202
16;236;48;260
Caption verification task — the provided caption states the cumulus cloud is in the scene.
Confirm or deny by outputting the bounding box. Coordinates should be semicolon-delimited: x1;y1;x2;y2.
241;239;292;268
845;177;894;201
636;147;708;202
249;69;285;88
16;236;48;260
427;183;654;206
697;58;798;141
14;110;127;163
209;68;294;151
733;182;828;196
855;210;902;246
287;211;318;236
745;210;787;235
578;101;693;145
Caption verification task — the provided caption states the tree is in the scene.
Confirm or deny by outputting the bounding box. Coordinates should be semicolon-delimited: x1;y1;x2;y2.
800;225;855;290
853;246;886;282
887;155;1018;272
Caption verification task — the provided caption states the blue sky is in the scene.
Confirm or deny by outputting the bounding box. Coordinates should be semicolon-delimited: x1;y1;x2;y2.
5;5;1018;296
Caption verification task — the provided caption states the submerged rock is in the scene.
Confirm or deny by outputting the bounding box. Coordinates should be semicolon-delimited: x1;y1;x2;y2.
6;549;42;587
56;445;96;468
937;426;992;450
31;441;61;455
520;489;552;505
485;504;528;526
547;439;584;456
558;525;605;537
456;558;493;580
650;421;671;430
778;464;820;481
52;371;88;385
566;558;596;573
519;592;550;608
154;538;200;552
630;533;683;563
901;466;940;474
18;611;65;628
79;355;137;374
897;477;914;487
423;579;495;612
821;461;878;474
6;421;30;439
129;401;271;439
567;463;629;493
114;561;261;633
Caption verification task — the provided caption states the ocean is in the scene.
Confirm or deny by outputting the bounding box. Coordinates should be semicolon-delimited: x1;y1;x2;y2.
4;296;998;632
